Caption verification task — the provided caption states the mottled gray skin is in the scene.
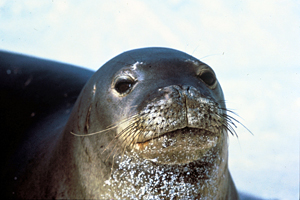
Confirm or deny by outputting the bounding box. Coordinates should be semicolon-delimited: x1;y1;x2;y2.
1;48;239;199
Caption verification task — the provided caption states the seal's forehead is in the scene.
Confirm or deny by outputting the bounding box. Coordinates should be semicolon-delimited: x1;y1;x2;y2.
115;47;197;64
98;47;209;77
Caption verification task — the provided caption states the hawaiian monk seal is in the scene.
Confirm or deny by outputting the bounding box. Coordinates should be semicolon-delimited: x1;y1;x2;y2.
1;47;240;199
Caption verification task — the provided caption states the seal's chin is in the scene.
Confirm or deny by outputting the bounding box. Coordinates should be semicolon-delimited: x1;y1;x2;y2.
133;127;221;165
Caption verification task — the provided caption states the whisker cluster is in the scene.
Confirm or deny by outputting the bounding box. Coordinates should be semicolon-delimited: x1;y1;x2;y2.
70;100;250;164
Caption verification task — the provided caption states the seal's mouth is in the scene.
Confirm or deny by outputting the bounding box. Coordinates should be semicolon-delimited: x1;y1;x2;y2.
133;127;222;164
135;127;218;149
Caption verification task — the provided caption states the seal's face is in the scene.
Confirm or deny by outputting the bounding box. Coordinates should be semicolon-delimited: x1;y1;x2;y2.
69;48;235;199
103;49;227;165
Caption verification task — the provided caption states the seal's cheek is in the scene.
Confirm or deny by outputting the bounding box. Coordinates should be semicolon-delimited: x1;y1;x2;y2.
133;127;222;165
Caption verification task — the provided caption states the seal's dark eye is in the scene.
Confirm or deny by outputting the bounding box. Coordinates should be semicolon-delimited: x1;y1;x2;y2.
198;71;216;86
114;77;136;95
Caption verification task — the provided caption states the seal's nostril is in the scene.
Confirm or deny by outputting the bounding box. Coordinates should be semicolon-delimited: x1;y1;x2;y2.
182;85;190;90
175;85;184;89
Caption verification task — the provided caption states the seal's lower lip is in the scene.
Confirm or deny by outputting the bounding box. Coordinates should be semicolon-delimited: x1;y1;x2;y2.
133;127;221;164
135;127;219;150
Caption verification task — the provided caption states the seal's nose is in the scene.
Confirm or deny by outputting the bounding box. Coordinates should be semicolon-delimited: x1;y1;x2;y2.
163;85;210;127
173;85;207;100
172;85;220;129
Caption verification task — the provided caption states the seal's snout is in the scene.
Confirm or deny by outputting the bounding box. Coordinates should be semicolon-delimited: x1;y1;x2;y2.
137;85;223;142
131;84;224;164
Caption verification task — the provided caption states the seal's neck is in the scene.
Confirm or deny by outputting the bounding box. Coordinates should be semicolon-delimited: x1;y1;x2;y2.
69;136;230;200
98;149;230;199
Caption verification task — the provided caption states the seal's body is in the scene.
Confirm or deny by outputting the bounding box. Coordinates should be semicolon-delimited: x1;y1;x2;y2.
0;51;93;198
1;48;239;199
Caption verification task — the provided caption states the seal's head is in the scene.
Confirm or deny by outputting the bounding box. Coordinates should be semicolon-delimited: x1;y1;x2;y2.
67;47;237;199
